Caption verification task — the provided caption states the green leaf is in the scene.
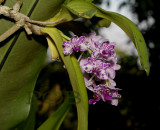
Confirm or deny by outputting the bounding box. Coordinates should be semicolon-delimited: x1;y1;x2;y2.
46;5;76;24
0;0;65;129
46;36;60;61
81;9;97;18
41;27;88;130
16;95;37;130
64;0;93;5
95;18;111;28
64;4;97;19
66;1;150;75
38;95;74;130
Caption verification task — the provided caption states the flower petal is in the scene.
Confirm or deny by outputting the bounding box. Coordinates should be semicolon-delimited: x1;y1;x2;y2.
106;68;115;79
83;64;93;73
103;63;110;69
89;97;101;105
87;57;94;63
108;78;116;87
71;35;78;43
64;46;73;55
80;42;89;51
91;49;100;58
78;36;85;43
79;57;87;65
62;41;71;47
97;69;108;80
88;32;101;42
111;99;118;106
113;64;121;70
84;75;95;91
100;40;110;49
111;92;119;106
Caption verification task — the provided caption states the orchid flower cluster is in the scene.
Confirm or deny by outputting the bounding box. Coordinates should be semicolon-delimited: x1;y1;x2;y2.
62;32;121;106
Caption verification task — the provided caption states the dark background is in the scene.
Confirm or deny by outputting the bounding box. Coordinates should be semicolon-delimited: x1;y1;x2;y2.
35;0;160;129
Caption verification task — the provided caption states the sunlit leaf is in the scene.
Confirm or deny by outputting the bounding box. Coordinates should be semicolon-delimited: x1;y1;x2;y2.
66;1;150;75
64;0;93;5
65;5;97;19
95;18;111;28
46;36;60;61
46;5;76;24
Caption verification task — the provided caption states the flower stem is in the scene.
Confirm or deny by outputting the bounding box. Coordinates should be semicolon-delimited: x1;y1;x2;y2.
78;51;84;62
88;49;92;55
89;75;95;82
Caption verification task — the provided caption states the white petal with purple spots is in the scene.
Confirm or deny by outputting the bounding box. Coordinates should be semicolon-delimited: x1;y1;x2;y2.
97;69;108;80
64;46;73;55
83;64;93;73
106;68;115;79
80;42;89;51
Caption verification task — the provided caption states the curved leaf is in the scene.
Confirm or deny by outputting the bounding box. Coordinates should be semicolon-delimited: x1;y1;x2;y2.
41;27;88;130
95;18;111;28
65;5;97;19
66;1;150;75
46;36;60;61
16;95;37;130
0;0;65;129
38;95;74;130
64;0;93;5
46;5;76;24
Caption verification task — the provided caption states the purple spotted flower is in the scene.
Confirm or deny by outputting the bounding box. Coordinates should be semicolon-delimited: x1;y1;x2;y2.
109;57;121;71
89;84;121;106
63;32;121;106
81;57;111;80
83;32;101;50
104;58;121;79
63;36;89;55
100;40;116;58
80;57;120;80
83;74;95;91
92;40;116;60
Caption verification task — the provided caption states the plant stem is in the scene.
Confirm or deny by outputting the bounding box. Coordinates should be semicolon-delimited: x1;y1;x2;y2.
89;75;95;82
78;51;84;62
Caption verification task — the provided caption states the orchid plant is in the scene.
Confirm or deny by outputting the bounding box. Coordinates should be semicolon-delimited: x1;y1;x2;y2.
0;0;149;130
63;32;121;105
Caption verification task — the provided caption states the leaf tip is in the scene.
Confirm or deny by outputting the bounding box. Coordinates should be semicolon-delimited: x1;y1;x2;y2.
145;67;150;76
